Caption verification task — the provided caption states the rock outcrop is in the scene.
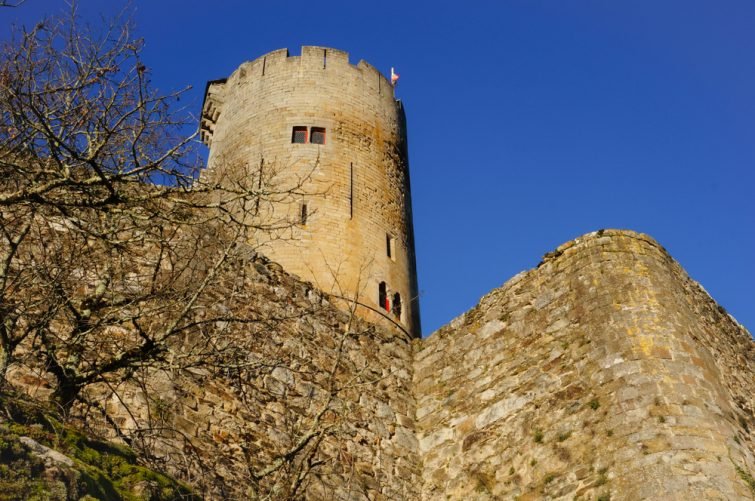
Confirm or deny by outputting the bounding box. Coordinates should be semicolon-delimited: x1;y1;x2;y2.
0;392;196;500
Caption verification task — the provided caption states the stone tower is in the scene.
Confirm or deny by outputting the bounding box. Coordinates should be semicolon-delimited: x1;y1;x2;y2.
200;46;421;337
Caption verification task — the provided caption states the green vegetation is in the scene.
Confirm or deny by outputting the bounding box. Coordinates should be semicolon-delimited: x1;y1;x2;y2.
733;463;755;495
595;467;608;487
471;469;495;495
0;425;53;501
533;429;544;443
589;398;600;410
0;391;196;500
557;431;571;442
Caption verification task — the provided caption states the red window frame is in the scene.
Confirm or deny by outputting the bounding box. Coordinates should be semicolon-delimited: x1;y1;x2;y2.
378;281;389;311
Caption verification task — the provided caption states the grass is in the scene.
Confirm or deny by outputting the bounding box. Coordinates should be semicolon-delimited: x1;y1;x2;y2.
595;467;608;487
543;473;557;484
472;470;495;495
533;429;544;443
589;398;600;410
733;463;755;495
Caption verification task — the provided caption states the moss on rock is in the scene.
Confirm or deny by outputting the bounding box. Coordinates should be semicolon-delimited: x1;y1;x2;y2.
0;390;197;500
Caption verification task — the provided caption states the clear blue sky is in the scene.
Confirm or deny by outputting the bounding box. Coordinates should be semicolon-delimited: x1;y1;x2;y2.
4;1;753;336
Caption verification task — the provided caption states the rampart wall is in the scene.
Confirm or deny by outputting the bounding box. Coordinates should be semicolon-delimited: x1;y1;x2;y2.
414;230;755;500
15;228;753;500
200;47;420;336
94;251;421;500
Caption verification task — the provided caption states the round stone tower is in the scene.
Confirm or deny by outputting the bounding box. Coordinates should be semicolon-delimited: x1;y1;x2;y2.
200;46;421;337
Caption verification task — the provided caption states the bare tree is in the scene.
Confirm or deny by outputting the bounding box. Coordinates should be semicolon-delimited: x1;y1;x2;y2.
0;9;399;501
0;9;308;411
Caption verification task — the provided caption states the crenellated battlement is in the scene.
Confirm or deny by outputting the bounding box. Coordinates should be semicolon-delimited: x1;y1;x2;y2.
200;46;395;145
228;46;392;94
199;46;421;337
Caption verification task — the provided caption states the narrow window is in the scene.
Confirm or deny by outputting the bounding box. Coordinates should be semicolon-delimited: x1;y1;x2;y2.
255;157;264;215
310;127;326;145
349;162;354;219
386;234;396;261
292;126;308;144
378;282;388;311
392;292;402;319
300;203;308;225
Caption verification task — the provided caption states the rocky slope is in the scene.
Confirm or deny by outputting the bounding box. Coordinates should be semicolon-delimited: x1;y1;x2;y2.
0;391;196;500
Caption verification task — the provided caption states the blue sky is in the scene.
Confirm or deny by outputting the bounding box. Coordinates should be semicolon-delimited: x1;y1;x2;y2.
3;1;753;336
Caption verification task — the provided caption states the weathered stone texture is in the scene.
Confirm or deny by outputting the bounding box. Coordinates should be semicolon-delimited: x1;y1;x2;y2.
95;252;421;500
414;229;754;500
10;42;754;499
14;227;753;500
200;47;420;336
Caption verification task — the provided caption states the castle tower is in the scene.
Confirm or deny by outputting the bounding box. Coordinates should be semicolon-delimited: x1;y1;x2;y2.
200;47;421;337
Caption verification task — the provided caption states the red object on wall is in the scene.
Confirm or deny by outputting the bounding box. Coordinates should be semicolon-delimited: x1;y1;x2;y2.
385;298;391;311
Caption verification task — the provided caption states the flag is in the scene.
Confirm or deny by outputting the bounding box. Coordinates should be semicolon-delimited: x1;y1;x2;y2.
391;67;400;86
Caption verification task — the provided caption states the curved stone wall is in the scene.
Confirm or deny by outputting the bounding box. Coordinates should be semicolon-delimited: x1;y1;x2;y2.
413;230;755;499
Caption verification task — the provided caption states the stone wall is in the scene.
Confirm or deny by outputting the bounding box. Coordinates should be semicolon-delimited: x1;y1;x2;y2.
200;47;420;336
91;251;421;500
414;230;755;500
12;228;754;500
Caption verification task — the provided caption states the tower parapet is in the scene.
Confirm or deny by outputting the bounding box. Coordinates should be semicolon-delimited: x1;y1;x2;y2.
201;46;421;337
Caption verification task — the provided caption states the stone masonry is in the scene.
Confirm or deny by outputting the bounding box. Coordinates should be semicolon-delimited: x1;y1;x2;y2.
89;249;422;499
200;47;421;337
414;229;754;500
186;48;754;499
89;229;754;500
15;49;751;499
